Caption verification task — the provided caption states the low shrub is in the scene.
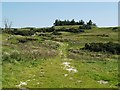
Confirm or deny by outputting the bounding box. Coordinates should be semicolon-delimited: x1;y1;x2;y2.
52;31;62;35
17;37;38;43
56;28;84;33
79;24;91;29
7;29;35;36
112;27;118;30
97;34;109;37
40;41;60;49
83;42;120;54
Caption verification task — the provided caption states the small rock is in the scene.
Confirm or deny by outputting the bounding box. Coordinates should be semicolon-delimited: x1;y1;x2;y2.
97;80;108;84
77;80;82;83
64;74;68;77
69;77;73;80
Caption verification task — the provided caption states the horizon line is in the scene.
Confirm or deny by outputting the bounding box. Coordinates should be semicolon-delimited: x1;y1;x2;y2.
0;25;118;28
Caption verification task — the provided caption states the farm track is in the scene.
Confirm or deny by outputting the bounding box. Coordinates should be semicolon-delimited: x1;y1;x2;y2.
15;41;79;88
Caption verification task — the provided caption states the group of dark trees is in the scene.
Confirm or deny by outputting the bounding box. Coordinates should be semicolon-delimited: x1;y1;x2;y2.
54;19;84;26
83;42;120;54
54;19;96;26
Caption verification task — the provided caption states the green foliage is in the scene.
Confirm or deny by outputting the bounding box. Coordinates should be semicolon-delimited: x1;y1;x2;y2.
53;19;96;26
112;27;118;30
55;28;84;33
87;20;93;25
8;29;35;36
2;51;23;63
79;24;91;29
112;27;118;32
83;42;120;54
54;25;80;29
40;40;60;49
17;37;38;43
52;30;62;35
34;27;55;33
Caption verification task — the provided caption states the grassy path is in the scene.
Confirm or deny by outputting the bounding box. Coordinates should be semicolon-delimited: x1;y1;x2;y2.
7;41;79;88
32;41;80;88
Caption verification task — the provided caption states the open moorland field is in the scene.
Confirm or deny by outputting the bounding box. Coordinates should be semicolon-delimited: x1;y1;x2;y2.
2;26;119;88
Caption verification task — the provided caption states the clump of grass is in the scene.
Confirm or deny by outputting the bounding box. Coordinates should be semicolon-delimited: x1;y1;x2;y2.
2;42;58;64
40;40;60;49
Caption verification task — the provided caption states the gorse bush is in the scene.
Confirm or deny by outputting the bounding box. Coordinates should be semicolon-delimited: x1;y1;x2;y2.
83;42;120;54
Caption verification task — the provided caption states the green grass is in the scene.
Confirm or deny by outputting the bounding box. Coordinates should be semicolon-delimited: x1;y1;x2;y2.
54;25;81;29
2;26;119;88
